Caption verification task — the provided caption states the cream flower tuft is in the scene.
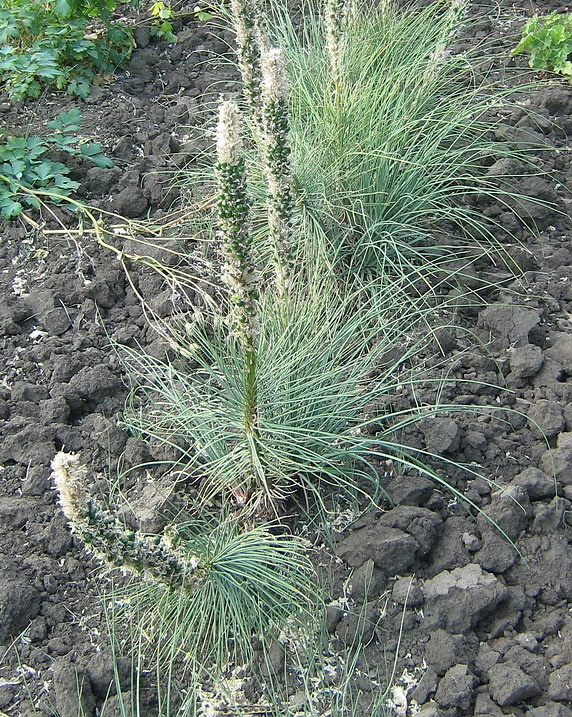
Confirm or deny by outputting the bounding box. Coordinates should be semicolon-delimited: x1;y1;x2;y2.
51;451;89;522
216;101;242;165
261;48;289;105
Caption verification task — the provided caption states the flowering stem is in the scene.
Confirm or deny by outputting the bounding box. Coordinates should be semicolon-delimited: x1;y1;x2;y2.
216;102;258;352
324;0;346;100
324;0;349;224
229;1;296;303
230;0;266;128
51;452;203;592
261;47;295;303
215;101;262;493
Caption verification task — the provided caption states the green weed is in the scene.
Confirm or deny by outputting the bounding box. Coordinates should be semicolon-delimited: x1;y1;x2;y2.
512;11;572;79
0;0;136;100
0;108;113;218
0;0;179;101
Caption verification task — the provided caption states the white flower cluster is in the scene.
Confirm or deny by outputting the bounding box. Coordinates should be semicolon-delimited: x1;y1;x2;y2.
216;99;243;165
51;451;90;524
261;47;289;106
324;0;347;87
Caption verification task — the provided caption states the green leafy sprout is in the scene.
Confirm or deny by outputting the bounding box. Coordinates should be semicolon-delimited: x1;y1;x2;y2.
512;11;572;79
0;107;113;218
149;0;177;42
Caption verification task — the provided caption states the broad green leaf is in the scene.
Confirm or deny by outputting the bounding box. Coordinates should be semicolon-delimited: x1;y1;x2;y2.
0;195;22;217
8;158;25;178
87;153;114;168
53;0;73;18
47;108;82;132
26;137;46;151
5;137;29;152
80;143;114;167
67;78;91;98
79;142;103;157
31;162;56;182
51;136;79;150
53;175;79;190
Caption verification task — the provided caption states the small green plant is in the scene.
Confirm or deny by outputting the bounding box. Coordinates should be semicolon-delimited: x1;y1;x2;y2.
149;0;177;41
50;0;127;19
193;3;213;22
0;0;135;100
0;108;113;217
512;11;572;78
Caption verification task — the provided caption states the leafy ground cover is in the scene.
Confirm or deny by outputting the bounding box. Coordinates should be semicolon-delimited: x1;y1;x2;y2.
0;0;135;100
512;9;572;79
1;0;572;716
0;108;113;218
0;0;179;101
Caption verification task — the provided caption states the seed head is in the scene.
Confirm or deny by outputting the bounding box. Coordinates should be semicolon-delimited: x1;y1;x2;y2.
51;452;89;523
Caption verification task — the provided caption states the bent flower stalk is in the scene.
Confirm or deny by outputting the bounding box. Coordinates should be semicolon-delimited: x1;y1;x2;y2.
51;452;203;591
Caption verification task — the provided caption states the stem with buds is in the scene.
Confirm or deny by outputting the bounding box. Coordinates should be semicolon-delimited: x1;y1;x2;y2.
216;101;259;354
51;452;203;591
261;47;295;302
229;1;296;302
230;0;266;127
215;101;261;497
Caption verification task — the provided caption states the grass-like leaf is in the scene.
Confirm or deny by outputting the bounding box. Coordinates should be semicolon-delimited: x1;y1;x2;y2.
111;516;318;672
268;0;552;266
120;243;466;518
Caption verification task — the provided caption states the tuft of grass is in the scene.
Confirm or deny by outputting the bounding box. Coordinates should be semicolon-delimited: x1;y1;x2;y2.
52;456;318;675
94;560;407;717
119;237;486;520
196;0;551;275
109;515;319;672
